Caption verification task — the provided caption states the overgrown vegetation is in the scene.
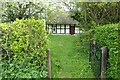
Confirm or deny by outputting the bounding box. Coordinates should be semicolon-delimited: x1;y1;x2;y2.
0;1;119;78
1;18;48;78
76;23;120;79
67;2;120;78
94;23;119;78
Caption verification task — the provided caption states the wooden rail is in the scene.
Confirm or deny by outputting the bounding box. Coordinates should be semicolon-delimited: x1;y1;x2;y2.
46;49;51;80
100;47;108;79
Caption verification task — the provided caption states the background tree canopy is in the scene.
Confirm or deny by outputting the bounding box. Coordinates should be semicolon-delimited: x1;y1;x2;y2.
1;2;45;22
68;2;120;30
0;1;68;23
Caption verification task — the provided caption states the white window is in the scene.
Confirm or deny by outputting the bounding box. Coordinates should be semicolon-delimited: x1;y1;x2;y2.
52;27;56;33
57;29;60;33
66;25;69;28
57;25;60;28
75;27;79;34
61;29;64;33
66;29;69;33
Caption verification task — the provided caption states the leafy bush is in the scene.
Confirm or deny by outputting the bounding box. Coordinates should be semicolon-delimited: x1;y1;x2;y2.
1;18;48;78
77;23;119;78
94;23;119;78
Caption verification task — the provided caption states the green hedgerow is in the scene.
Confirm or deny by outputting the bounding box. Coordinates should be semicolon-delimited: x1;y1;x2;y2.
1;18;48;78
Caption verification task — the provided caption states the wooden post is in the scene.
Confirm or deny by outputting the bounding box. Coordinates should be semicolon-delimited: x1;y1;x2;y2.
46;49;51;80
100;47;108;79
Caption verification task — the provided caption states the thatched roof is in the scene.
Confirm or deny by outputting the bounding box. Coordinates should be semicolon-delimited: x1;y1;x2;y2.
46;12;79;25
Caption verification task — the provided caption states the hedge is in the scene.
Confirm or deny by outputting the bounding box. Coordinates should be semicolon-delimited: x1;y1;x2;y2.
1;18;48;78
94;23;119;78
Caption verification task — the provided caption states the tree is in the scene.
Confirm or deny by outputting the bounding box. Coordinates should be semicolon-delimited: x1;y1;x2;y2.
66;2;120;30
1;2;45;22
45;1;67;22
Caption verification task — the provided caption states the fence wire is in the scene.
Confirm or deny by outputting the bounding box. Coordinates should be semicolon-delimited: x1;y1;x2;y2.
89;41;101;78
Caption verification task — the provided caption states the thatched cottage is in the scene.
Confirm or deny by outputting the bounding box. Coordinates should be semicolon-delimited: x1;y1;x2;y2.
46;12;79;35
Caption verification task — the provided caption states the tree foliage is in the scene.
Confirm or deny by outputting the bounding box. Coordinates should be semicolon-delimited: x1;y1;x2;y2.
45;2;69;23
69;2;120;30
1;2;45;22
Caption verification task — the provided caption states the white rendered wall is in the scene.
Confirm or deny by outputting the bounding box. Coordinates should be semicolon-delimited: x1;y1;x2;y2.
47;24;81;34
61;25;64;33
75;27;79;34
48;25;52;33
66;25;70;34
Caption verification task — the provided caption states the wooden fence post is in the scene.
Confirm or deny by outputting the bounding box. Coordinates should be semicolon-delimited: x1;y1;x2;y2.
100;47;108;79
46;49;51;79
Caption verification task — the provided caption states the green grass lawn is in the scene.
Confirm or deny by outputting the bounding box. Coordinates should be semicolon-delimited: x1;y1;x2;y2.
48;35;95;78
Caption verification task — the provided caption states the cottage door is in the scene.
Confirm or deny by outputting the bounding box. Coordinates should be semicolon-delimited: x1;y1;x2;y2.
70;25;75;35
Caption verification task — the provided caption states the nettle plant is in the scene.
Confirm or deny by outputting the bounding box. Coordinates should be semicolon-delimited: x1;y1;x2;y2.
1;18;48;78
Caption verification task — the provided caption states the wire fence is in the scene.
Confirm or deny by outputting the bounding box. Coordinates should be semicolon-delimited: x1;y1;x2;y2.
89;41;101;78
89;40;109;79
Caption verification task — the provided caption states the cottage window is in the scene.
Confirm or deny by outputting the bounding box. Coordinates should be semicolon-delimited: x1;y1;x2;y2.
52;27;56;31
52;24;57;33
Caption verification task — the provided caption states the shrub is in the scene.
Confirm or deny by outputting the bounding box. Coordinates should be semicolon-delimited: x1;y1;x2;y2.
1;18;48;78
77;23;119;78
94;23;119;78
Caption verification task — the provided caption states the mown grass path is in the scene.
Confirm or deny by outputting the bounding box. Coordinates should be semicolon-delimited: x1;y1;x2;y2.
48;35;95;78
